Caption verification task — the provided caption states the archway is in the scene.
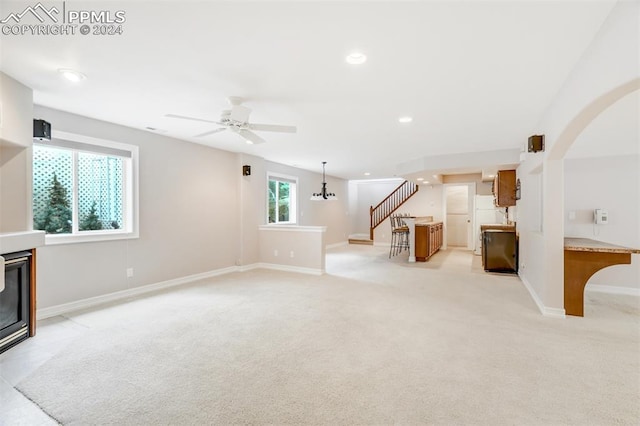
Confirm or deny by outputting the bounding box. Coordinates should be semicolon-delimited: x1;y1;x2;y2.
549;78;639;160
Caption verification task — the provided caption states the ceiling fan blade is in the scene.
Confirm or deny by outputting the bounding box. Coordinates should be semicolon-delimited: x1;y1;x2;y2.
248;123;297;133
194;128;226;138
239;129;266;145
165;114;220;125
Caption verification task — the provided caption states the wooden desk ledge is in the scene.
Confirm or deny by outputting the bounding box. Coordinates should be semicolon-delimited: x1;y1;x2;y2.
564;237;640;254
564;237;640;317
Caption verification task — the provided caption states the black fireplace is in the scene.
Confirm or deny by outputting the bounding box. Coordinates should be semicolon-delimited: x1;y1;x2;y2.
0;251;31;354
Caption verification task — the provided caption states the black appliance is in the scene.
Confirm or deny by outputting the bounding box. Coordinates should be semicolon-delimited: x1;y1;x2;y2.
482;230;518;273
0;251;31;354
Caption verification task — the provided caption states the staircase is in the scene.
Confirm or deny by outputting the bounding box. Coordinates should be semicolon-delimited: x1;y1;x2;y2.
369;180;419;240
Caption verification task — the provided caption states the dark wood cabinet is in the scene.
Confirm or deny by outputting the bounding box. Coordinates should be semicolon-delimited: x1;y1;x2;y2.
416;222;443;261
492;170;517;207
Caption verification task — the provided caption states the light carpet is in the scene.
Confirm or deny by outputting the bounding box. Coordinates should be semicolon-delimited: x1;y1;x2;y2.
16;246;640;425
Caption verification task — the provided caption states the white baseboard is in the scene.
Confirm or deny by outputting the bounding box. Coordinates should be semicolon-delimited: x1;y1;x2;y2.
518;273;566;318
326;241;348;250
586;284;640;296
37;266;239;320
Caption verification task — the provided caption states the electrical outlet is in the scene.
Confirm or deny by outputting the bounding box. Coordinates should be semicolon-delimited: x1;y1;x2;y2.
126;268;134;278
290;251;294;258
569;211;576;220
274;249;278;257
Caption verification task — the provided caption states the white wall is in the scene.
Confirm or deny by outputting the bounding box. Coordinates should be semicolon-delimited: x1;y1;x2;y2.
259;226;326;273
564;155;640;290
0;72;33;233
238;156;349;268
33;106;240;308
238;153;266;266
265;161;349;246
517;1;639;314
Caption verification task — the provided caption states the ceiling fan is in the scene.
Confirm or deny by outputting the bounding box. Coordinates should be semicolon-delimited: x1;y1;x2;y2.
166;97;296;144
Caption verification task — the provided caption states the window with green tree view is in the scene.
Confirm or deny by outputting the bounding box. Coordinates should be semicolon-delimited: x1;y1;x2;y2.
268;174;297;224
32;132;138;243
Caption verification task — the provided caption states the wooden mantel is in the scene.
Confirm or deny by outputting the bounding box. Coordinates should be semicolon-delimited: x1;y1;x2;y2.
564;237;640;317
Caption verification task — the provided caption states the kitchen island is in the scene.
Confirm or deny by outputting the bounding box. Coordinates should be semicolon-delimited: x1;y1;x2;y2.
403;217;443;262
564;237;640;316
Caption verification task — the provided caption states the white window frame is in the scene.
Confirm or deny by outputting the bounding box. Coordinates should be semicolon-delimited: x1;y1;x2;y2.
34;130;139;245
266;172;298;225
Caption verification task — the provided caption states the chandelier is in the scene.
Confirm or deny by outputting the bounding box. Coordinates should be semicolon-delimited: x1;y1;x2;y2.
310;161;337;201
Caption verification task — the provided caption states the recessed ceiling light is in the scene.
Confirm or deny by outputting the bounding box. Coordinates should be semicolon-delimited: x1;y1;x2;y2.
345;52;367;65
58;68;86;82
425;181;430;184
398;116;413;123
416;177;424;181
245;140;254;145
364;172;371;176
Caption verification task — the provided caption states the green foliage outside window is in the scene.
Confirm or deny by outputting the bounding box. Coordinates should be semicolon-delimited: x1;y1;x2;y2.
268;179;292;223
80;201;103;231
34;173;72;234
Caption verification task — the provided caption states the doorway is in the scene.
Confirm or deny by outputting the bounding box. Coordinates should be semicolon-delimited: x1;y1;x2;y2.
443;183;475;250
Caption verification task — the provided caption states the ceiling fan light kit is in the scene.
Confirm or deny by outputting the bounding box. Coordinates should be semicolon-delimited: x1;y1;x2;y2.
166;97;296;145
310;162;337;201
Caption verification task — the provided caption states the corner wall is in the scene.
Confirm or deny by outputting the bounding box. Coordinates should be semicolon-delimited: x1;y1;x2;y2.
517;1;640;313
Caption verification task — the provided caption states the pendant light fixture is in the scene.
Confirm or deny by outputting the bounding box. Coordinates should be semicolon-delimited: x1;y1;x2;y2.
310;161;337;201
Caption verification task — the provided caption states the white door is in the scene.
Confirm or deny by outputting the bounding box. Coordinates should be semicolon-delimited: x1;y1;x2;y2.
445;185;469;247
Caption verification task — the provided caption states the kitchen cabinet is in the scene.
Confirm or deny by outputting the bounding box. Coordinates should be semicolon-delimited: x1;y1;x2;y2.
415;222;443;261
492;170;517;207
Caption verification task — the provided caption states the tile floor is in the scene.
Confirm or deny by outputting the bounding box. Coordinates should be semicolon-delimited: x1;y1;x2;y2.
0;317;89;425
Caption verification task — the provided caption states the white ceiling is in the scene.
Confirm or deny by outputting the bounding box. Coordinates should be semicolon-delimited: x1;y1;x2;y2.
0;0;619;179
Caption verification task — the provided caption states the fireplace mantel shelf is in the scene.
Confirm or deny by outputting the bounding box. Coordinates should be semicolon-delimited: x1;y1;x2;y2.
0;231;45;254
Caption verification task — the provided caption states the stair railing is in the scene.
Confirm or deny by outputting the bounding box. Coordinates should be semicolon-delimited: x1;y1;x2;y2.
369;180;419;240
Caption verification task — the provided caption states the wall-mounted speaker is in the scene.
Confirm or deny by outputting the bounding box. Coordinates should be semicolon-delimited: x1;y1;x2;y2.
528;134;544;153
33;119;51;141
242;165;251;176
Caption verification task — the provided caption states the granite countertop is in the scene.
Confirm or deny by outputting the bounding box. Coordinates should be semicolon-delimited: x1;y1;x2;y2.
481;224;516;231
564;237;640;254
401;216;440;226
415;220;442;226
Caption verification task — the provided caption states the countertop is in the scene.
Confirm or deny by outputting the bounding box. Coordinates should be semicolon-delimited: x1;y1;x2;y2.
481;224;516;231
564;237;640;254
415;221;442;226
401;216;440;226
